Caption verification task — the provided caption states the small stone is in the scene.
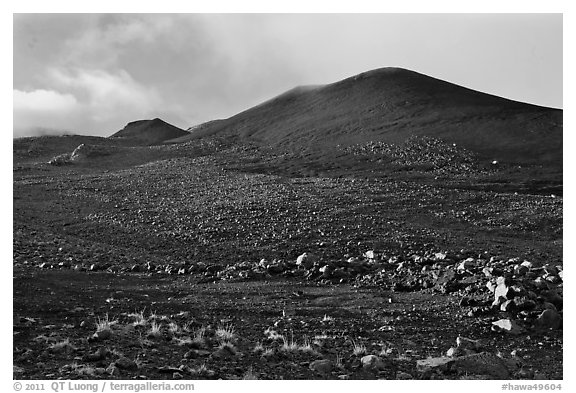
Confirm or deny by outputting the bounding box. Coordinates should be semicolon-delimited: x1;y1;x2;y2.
93;329;112;341
364;250;377;260
483;267;495;277
533;277;549;290
492;319;526;335
456;336;483;351
115;357;138;371
514;264;529;276
94;367;106;375
543;274;561;284
396;371;413;379
266;264;284;275
309;359;333;374
184;349;211;358
520;260;534;269
543;265;558;275
434;252;448;260
296;253;317;269
83;347;109;362
457;258;476;271
435;269;458;293
516;368;535;379
459;276;480;286
417;356;454;372
360;355;387;370
446;347;465;357
106;363;120;376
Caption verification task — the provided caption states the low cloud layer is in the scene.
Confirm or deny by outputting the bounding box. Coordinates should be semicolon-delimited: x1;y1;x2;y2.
13;14;562;138
14;68;162;135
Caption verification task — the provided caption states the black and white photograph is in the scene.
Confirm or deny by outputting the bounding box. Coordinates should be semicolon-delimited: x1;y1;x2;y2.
10;5;567;389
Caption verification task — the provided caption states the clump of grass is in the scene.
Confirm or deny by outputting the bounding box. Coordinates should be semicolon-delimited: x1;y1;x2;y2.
243;367;258;380
49;338;77;354
218;341;238;355
281;334;299;352
168;322;181;335
191;326;207;347
109;348;124;358
74;365;96;377
299;337;315;354
261;348;274;358
65;362;96;377
96;314;116;333
321;314;334;323
351;339;367;356
379;342;398;357
194;326;207;339
182;321;194;333
215;324;236;342
264;327;284;341
129;310;147;327
173;337;193;346
313;333;329;348
397;348;414;360
137;331;156;349
335;353;344;369
147;321;162;339
253;342;265;353
190;363;214;377
33;334;51;343
148;311;158;321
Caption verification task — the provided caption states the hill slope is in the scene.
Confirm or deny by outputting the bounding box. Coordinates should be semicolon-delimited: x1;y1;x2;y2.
176;67;562;168
110;118;189;145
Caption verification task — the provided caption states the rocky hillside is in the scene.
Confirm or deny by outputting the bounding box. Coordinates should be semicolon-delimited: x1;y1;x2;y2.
174;67;562;169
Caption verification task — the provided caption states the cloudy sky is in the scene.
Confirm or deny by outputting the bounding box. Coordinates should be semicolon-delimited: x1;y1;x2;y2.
13;13;562;137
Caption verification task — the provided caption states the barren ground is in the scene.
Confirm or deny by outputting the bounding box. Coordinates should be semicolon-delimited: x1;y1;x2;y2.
13;137;562;380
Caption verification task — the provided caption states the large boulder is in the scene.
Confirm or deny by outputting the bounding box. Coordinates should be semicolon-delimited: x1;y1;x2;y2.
417;352;514;379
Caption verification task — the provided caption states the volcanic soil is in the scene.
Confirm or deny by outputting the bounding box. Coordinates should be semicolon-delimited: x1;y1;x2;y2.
13;137;562;380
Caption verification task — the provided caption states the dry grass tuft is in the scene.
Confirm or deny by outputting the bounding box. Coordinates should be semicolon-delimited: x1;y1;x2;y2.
50;338;77;354
147;321;162;339
351;339;367;356
215;324;236;342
